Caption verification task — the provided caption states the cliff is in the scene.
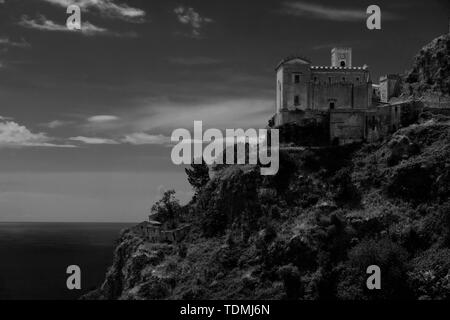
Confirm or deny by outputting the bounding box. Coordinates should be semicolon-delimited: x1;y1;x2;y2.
403;33;450;97
84;35;450;300
84;112;450;300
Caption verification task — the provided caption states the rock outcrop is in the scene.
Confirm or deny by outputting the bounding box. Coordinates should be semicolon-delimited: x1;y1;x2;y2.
403;33;450;97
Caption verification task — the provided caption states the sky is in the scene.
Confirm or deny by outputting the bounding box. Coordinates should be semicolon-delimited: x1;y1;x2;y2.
0;0;449;222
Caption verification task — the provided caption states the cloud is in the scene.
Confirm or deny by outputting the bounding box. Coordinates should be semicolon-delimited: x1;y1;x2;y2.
87;115;120;123
122;133;171;145
69;136;119;144
18;15;136;37
41;120;74;129
168;56;222;66
0;37;30;48
0;117;75;148
281;1;398;22
127;97;274;133
41;0;146;23
174;6;213;38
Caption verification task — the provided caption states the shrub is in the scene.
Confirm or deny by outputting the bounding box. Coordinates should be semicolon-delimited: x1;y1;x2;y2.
337;238;412;300
277;264;302;299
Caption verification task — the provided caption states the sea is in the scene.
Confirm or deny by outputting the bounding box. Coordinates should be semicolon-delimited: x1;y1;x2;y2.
0;222;133;300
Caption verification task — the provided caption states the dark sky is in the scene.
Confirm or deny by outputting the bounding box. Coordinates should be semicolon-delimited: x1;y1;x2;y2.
0;0;448;221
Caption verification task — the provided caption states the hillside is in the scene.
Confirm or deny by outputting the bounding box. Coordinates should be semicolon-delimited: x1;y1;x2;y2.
84;35;450;300
83;112;450;300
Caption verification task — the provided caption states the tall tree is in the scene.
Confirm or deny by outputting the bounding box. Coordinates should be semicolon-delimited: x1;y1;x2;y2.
185;159;210;197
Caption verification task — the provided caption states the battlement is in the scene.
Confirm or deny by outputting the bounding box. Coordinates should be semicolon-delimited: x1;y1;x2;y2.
310;66;368;71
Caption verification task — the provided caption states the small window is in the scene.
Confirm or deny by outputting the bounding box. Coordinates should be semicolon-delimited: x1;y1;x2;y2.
328;77;332;84
294;95;300;106
329;102;335;109
342;77;346;82
356;77;360;82
314;76;317;82
294;74;300;83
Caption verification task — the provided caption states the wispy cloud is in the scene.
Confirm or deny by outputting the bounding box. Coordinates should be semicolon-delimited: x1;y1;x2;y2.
174;6;213;38
0;37;30;48
18;15;137;37
281;1;398;22
41;119;74;129
87;115;120;123
69;136;119;144
41;0;146;23
0;117;75;148
122;133;171;145
126;97;274;133
168;56;222;66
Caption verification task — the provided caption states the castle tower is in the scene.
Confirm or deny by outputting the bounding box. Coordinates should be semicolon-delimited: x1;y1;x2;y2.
331;47;352;67
275;56;311;112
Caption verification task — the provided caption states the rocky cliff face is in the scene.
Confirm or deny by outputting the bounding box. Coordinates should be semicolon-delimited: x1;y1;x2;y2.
84;112;450;300
403;33;450;97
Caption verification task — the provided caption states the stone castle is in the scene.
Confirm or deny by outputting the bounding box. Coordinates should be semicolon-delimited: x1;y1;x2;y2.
271;47;417;144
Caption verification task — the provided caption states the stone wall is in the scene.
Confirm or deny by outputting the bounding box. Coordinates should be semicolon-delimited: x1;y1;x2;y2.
136;222;191;243
329;109;366;144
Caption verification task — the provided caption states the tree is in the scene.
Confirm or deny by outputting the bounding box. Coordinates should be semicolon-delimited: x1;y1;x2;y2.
151;190;181;228
185;159;210;197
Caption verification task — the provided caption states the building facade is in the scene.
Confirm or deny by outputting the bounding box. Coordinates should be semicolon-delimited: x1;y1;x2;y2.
272;48;412;144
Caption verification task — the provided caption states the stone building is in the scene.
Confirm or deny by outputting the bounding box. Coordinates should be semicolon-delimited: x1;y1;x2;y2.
272;47;416;144
136;219;191;243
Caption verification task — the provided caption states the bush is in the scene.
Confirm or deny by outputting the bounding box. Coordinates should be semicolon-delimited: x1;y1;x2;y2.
331;168;361;206
408;248;450;299
337;238;412;300
277;264;302;299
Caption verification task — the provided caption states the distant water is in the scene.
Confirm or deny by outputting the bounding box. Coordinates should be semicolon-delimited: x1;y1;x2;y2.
0;222;133;300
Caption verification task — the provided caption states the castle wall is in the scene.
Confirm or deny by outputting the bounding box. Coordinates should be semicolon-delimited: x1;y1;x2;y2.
274;109;326;127
310;83;353;110
353;83;372;109
330;110;366;144
309;69;370;110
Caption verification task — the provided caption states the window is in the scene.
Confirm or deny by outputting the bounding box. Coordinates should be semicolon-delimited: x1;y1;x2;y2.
340;61;346;67
342;77;346;82
294;95;300;106
329;102;335;109
314;76;317;82
356;77;360;82
294;74;300;83
328;77;332;84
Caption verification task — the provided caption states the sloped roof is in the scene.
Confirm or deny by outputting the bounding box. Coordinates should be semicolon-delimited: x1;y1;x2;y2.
275;55;311;70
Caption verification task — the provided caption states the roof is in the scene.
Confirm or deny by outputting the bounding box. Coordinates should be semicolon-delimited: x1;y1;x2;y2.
275;55;311;71
148;220;162;226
